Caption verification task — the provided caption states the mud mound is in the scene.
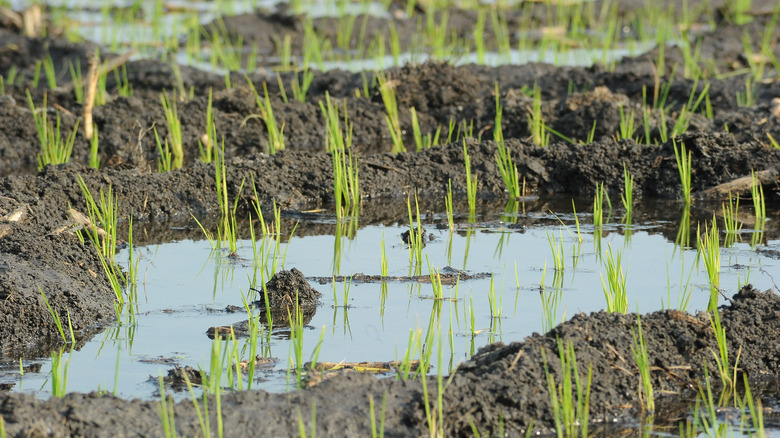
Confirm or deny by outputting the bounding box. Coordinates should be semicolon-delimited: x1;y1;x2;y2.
0;222;116;357
254;268;320;310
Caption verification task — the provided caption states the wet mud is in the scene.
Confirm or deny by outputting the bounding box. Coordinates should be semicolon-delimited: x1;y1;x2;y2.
0;0;779;435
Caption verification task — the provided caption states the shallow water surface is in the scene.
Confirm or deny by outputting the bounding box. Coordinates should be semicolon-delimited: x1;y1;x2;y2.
9;200;779;402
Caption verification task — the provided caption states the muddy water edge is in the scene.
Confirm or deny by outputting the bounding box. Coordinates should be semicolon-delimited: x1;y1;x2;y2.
1;0;780;436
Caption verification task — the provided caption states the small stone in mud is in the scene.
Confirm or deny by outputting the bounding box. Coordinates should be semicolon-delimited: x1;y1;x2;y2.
252;268;320;310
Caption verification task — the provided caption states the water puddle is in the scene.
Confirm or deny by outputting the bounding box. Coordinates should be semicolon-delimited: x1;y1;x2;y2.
6;199;778;400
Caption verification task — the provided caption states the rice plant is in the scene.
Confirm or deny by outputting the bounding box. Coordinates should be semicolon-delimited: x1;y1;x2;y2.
542;338;592;438
444;179;455;232
244;80;285;154
592;183;606;229
27;91;80;170
463;140;477;220
527;83;550;147
160;91;184;169
709;308;738;392
673;139;692;205
76;176;119;262
320;92;359;218
494;85;522;199
600;244;628;314
630;315;655;413
376;71;404;153
698;218;721;312
621;163;634;223
198;87;215;163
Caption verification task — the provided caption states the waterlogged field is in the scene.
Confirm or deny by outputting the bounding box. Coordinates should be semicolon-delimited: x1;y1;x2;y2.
0;0;780;435
8;199;778;402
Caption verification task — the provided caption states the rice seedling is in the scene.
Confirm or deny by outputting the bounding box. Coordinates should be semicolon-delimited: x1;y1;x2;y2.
295;402;317;438
698;218;721;312
600;244;628;314
630;315;654;413
380;232;389;277
494;86;522;199
160;91;184;169
547;229;565;272
708;308;740;392
617;105;636;141
39;285;73;344
406;193;424;270
51;347;72;398
158;375;177;437
673;139;692;205
539;271;564;333
527;83;550;147
154;126;173;173
751;170;766;221
743;375;766;438
320;93;360;218
376;71;404;153
198;88;215;163
621;163;634;223
68;60;84;103
444;179;455;232
291;68;315;103
244;79;285;154
89;125;100;170
368;393;387;438
113;64;132;98
487;274;504;319
592;182;606;229
767;132;780;149
76;176;118;262
542;338;592;438
26;91;80;170
463;140;478;220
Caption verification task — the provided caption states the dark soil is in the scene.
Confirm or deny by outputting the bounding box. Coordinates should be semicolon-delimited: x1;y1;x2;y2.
0;0;780;436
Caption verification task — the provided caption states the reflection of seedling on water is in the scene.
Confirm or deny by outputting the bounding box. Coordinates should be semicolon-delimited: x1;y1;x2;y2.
721;192;742;244
750;170;766;221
